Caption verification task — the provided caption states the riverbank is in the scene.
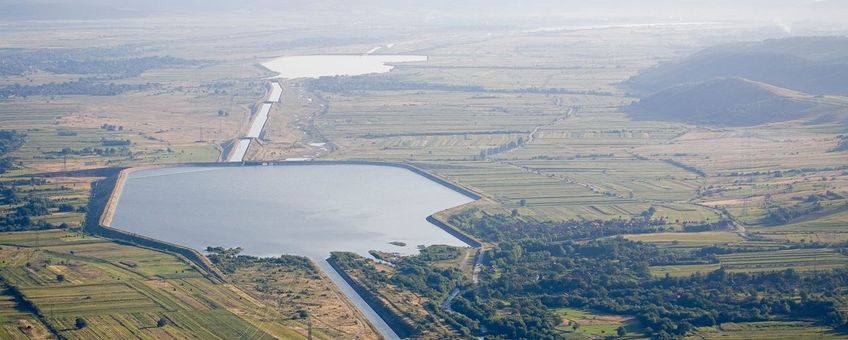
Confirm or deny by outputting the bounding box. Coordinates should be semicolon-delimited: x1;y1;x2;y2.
324;258;408;340
85;165;227;283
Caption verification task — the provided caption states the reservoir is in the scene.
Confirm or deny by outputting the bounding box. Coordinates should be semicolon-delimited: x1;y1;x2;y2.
108;163;476;339
262;54;427;79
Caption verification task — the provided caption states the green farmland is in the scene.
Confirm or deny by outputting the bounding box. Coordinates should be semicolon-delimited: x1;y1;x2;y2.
0;230;373;339
651;248;848;277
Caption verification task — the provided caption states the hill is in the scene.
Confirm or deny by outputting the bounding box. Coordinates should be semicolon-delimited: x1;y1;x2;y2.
624;77;814;126
623;36;848;96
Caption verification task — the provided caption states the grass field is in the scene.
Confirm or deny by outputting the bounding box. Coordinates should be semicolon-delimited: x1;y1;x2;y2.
552;307;644;338
625;232;745;249
221;258;377;339
717;248;848;273
651;248;848;277
0;230;374;339
688;321;841;339
749;208;848;243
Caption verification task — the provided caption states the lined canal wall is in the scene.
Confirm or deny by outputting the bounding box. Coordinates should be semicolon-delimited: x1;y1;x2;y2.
85;166;227;283
326;257;414;339
227;81;282;162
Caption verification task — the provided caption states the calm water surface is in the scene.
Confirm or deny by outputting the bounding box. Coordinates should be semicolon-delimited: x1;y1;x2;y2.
110;164;474;340
262;55;427;79
112;164;472;258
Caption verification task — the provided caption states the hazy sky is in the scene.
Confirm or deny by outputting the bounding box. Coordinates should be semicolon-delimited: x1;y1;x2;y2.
1;0;846;29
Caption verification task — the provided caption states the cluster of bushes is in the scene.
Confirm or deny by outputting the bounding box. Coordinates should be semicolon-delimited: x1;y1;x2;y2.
457;237;848;339
0;130;78;232
307;75;485;93
330;247;469;337
0;79;157;98
448;208;669;242
42;56;194;78
205;247;316;275
0;130;24;174
664;158;706;177
0;46;193;78
831;135;848;152
451;294;562;339
0;195;74;232
765;200;823;225
307;74;613;96
478;137;525;159
47;146;128;158
100;139;131;146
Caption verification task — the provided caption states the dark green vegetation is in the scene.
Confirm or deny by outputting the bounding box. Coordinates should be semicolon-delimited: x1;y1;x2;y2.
449;208;670;242
330;246;472;338
833;135;848;152
307;74;611;96
0;79;158;98
206;246;315;276
0;131;77;232
0;48;194;78
0;130;24;174
0;131;94;232
474;237;848;339
0;49;196;98
442;211;848;338
345;212;848;339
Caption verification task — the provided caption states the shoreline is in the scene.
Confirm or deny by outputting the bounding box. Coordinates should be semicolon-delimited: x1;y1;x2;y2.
86;165;227;282
92;159;484;340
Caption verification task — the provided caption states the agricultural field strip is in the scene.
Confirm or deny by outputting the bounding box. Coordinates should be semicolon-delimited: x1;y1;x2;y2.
651;248;848;276
0;232;285;338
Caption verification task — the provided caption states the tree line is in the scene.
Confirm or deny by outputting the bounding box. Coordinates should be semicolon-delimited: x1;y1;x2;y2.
0;79;157;98
306;74;613;95
466;237;848;339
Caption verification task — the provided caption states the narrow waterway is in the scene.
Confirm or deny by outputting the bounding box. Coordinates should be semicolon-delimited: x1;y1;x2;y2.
245;103;271;139
227;82;281;162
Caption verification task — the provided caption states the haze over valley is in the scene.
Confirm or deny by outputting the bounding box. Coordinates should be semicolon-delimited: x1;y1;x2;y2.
0;1;847;339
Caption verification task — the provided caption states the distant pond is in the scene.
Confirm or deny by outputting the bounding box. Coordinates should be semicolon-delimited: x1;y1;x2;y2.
261;54;427;79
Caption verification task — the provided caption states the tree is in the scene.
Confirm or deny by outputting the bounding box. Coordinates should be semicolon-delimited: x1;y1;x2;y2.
641;206;657;219
75;317;87;329
617;326;626;337
157;317;168;327
56;274;65;282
